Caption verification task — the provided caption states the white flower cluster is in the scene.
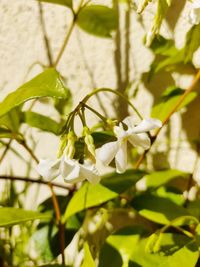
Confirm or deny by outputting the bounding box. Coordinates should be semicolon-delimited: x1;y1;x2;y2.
189;0;200;25
37;116;162;184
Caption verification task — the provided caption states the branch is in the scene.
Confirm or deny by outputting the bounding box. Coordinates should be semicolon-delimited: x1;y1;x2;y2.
0;175;74;191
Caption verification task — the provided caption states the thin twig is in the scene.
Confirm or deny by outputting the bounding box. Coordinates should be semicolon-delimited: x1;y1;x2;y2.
54;0;85;67
135;69;200;169
0;140;12;164
38;2;53;66
19;139;66;265
0;175;73;190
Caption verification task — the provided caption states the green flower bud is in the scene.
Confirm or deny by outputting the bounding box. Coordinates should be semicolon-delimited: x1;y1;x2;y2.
57;135;68;158
65;131;76;159
83;127;96;157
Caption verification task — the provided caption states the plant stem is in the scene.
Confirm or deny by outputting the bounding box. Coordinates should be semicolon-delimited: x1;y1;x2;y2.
54;0;85;67
135;69;200;169
0;175;73;190
19;139;66;265
38;2;53;66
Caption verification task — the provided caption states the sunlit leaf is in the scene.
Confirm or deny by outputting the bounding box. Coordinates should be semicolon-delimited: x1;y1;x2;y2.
64;182;118;219
0;68;69;118
151;86;197;121
64;169;146;220
77;5;117;38
145;169;189;188
0;208;50;227
81;243;96;267
132;194;189;225
130;233;198;267
23;111;60;135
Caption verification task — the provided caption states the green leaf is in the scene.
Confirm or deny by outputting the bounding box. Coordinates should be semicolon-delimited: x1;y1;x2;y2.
64;170;145;220
0;68;69;118
77;5;117;38
130;233;198;267
101;169;146;194
64;182;118;220
0;128;22;140
81;243;96;267
184;24;200;63
38;0;72;8
132;194;189;225
151;86;197;121
23;111;60;135
145;169;189;188
106;227;143;265
0;108;21;132
0;208;50;227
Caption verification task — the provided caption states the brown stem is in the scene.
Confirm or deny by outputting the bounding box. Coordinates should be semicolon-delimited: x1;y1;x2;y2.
48;183;66;264
135;69;200;169
0;175;73;190
19;139;66;264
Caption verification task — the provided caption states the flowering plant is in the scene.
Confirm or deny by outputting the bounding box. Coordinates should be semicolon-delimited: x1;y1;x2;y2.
0;0;200;266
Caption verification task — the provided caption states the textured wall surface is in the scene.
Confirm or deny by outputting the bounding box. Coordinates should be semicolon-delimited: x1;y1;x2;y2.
0;0;200;202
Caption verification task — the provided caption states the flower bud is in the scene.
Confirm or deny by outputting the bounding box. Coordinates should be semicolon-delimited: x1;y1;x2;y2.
83;127;96;157
57;135;68;158
65;131;76;159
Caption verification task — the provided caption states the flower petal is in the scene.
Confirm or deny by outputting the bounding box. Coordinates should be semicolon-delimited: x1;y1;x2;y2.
115;142;127;173
61;157;83;183
128;133;151;150
36;159;60;181
131;118;162;134
96;141;119;166
80;164;100;185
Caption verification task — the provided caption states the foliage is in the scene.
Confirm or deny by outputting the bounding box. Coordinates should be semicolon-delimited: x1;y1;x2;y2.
0;0;200;267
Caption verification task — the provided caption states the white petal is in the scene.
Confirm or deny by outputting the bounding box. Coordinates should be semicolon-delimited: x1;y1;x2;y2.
122;116;138;129
36;159;60;181
131;118;162;134
115;142;127;173
113;124;127;139
61;157;83;183
96;141;119;166
80;164;100;185
128;133;151;150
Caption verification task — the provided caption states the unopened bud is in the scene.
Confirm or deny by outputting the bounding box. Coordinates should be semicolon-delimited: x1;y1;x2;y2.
65;131;76;159
83;127;96;157
57;135;68;158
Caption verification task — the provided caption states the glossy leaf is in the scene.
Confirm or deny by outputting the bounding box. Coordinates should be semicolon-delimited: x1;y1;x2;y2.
64;182;118;219
0;208;50;227
130;233;198;267
0;68;69;118
151;86;197;121
23;111;60;135
81;243;96;267
132;194;189;225
184;24;200;63
64;170;146;219
77;5;117;38
145;169;189;188
38;0;72;8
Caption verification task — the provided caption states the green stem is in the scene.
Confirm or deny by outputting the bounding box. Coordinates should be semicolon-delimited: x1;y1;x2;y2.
82;103;108;123
85;88;143;120
54;0;85;67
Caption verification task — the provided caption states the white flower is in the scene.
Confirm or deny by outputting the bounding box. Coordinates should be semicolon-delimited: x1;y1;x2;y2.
36;158;61;181
189;0;200;25
96;117;162;173
37;156;100;185
60;156;100;184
